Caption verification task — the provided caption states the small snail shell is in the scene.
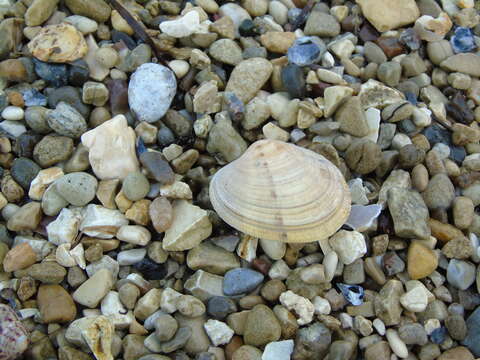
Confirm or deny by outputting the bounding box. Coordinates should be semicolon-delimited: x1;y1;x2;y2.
209;139;351;243
0;304;29;360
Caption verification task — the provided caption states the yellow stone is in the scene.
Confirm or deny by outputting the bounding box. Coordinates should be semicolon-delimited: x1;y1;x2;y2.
407;242;438;280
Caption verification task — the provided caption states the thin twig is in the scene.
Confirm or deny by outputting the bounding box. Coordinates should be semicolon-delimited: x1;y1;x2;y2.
109;0;168;66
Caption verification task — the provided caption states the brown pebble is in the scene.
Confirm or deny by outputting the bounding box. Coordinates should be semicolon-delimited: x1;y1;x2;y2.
37;284;77;323
3;243;37;272
225;335;244;360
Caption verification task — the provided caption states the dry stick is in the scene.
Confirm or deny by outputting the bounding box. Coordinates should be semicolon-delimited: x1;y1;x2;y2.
109;0;169;66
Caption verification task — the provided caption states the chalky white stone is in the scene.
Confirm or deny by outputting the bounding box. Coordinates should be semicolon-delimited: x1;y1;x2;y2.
128;63;177;123
1;106;24;120
159;11;200;38
204;319;234;346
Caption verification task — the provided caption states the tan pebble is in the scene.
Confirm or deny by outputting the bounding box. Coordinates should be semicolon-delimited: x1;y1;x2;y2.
411;164;429;192
453;196;474;229
3;243;37;272
37;284;77;323
6;201;42;231
260;31;296;54
407;242;438;280
110;10;134;35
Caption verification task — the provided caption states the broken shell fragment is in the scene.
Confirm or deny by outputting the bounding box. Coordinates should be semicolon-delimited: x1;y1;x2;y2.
209;139;351;243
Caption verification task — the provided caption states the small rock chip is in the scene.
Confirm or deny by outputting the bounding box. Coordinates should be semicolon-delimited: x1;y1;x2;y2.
223;268;264;296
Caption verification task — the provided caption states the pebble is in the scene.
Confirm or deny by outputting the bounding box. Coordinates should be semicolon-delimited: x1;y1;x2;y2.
47;101;87;139
81;115;139;180
223;268;264;296
128;63;177;123
1;106;24;121
204;319;234;346
37;284;77;323
288;37;326;67
55;172;98;206
225;58;273;103
262;340;294;360
122;171;150;201
329;230;367;265
447;259;476;290
162;200;212;251
11;157;41;190
388;187;430;239
243;304;281;346
423;173;455;210
293;322;331;359
408;242;438;280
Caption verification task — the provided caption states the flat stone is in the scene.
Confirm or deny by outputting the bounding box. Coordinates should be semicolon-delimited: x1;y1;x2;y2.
262;340;294;360
440;54;480;77
357;0;420;32
207;115;247;163
184;270;224;302
162;200;212;251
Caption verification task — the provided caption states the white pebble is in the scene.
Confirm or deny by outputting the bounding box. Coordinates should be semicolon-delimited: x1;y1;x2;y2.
168;60;190;79
432;142;450;159
386;329;409;358
412;107;431;128
117;248;147;265
160;11;200;38
329;230;366;265
262;340;294;360
323;250;338;282
372;318;386;335
63;15;98;34
268;259;291;280
116;225;151;246
312;296;331;315
204;319;234;346
279;290;314;325
391;133;412;150
424;318;441;335
339;313;353;328
269;1;288;25
160;287;182;313
1;106;24;121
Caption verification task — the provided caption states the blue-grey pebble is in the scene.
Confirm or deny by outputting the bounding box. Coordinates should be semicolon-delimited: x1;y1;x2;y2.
11;157;41;190
223;268;264;296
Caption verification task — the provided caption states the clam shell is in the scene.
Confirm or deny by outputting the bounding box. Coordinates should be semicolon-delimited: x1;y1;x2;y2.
209;139;351;243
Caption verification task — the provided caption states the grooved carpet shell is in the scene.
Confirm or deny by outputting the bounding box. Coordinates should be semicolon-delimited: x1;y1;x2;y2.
209;139;351;242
